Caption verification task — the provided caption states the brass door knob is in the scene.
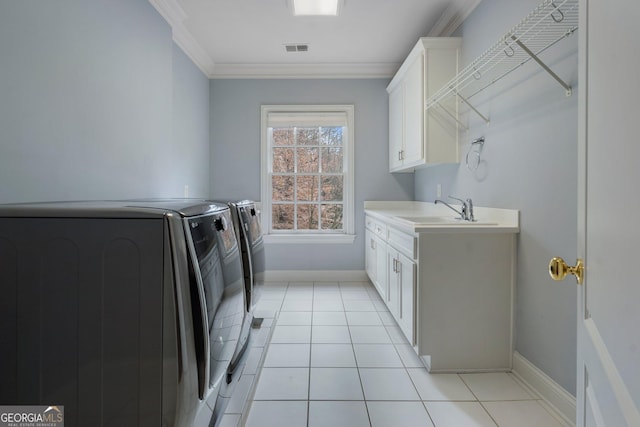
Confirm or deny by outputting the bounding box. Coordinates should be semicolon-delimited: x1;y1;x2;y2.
549;257;584;285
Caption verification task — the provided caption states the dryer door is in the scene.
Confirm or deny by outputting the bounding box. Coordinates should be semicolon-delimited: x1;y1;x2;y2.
186;211;243;399
237;203;265;309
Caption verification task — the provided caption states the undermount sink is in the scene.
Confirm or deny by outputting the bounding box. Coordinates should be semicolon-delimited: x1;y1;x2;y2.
398;216;456;223
397;215;497;226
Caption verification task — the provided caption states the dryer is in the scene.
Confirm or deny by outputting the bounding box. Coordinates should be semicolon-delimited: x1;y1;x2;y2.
0;199;245;427
228;200;265;312
219;200;266;381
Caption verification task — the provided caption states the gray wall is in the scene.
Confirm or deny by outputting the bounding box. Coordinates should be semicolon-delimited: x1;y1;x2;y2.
415;0;578;394
172;44;211;197
0;0;210;203
209;79;414;270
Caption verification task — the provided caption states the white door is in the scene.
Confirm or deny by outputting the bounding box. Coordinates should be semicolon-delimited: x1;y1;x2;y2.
569;1;640;425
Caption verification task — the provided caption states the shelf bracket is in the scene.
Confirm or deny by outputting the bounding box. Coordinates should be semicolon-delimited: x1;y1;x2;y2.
512;36;572;96
433;103;468;131
452;88;490;125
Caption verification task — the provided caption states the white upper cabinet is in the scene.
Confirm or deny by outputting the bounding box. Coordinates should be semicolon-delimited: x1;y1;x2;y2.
387;38;461;173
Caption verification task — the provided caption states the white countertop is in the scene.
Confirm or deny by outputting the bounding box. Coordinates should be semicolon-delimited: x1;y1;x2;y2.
364;201;519;234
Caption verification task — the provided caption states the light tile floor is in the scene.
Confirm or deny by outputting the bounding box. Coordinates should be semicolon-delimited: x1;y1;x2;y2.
222;281;569;427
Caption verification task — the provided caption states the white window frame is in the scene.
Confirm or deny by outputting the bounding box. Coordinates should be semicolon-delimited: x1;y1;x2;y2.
261;104;355;244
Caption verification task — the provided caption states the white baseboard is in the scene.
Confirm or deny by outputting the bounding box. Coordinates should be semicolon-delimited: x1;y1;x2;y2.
263;270;368;283
512;351;576;426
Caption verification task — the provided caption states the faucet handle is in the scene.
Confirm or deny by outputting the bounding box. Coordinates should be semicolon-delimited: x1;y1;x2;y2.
448;195;467;220
449;196;473;221
466;199;475;222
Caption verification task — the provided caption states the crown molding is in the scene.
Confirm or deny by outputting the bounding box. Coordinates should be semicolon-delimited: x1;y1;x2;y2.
148;0;187;23
172;25;216;75
208;63;399;79
428;0;482;36
148;0;476;79
148;0;396;79
148;0;216;76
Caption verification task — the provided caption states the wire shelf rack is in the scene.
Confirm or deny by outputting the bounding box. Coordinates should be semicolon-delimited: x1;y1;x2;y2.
425;0;578;125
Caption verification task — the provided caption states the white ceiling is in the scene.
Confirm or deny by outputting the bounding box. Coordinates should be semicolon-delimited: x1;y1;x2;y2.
149;0;481;78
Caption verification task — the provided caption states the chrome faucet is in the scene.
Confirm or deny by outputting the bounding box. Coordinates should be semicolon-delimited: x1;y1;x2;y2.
435;196;475;222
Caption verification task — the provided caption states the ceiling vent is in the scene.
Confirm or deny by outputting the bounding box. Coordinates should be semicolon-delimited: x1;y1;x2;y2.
285;44;309;53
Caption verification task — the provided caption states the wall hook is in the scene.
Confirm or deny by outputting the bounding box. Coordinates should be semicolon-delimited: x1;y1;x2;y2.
551;2;565;23
504;40;515;57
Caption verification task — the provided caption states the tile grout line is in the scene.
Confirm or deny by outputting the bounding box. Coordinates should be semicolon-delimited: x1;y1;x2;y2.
477;401;501;427
457;373;503;427
341;280;374;427
240;303;279;426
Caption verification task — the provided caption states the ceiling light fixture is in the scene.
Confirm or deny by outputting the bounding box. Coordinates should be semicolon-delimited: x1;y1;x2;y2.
291;0;343;16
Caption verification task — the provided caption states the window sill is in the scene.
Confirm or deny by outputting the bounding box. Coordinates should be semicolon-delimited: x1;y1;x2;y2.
263;234;356;244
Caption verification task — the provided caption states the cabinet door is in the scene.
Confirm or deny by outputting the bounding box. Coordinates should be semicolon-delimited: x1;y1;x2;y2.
397;252;416;345
365;229;376;284
402;52;425;167
386;251;400;320
366;229;387;301
388;83;404;171
374;234;387;301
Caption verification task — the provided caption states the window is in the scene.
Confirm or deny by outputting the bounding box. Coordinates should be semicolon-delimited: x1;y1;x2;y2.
261;105;355;243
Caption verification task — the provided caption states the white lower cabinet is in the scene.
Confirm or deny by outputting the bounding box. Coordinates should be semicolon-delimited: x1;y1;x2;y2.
415;233;515;372
364;214;515;373
367;216;417;347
